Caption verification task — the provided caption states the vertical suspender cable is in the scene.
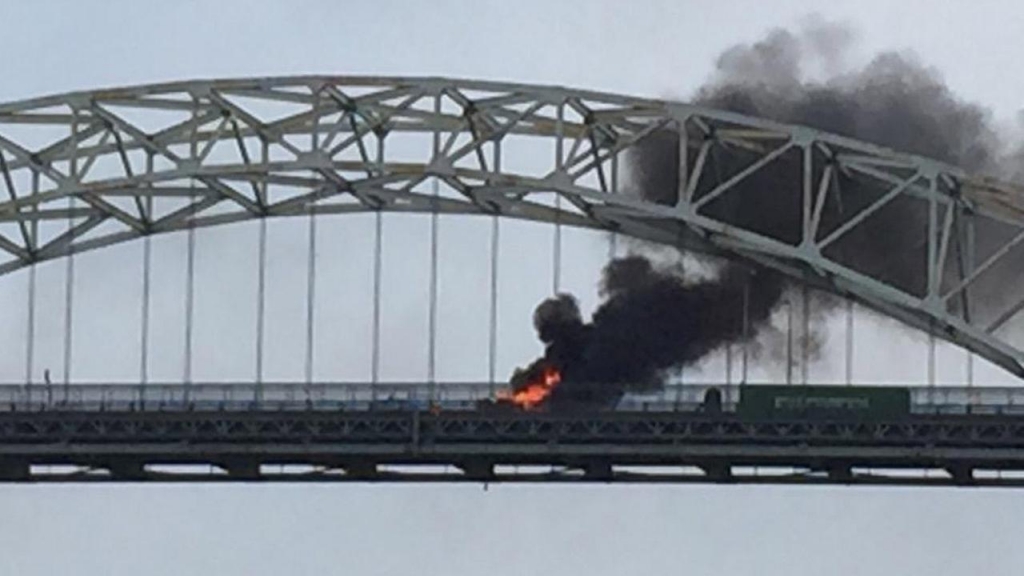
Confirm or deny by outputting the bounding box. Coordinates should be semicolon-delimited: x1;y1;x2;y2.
786;298;793;385
552;212;562;294
609;153;618;259
254;136;269;402
488;141;501;395
553;102;564;295
256;217;267;401
25;171;38;393
741;278;749;384
428;94;440;397
304;192;317;387
141;232;151;397
800;144;812;386
303;91;319;391
140;152;153;406
678;256;686;384
488;218;500;394
928;332;936;387
928;330;937;410
25;259;36;387
725;342;732;386
184;99;198;399
184;199;195;395
489;219;500;394
372;211;382;391
63;109;79;402
802;284;809;385
305;89;320;389
845;299;854;385
371;136;384;398
927;175;938;391
965;212;976;388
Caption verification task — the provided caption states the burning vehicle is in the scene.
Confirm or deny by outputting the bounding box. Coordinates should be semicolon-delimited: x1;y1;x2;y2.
493;257;782;412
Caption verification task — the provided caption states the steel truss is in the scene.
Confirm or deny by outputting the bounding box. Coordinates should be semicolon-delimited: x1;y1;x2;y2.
4;408;1024;486
1;77;1024;376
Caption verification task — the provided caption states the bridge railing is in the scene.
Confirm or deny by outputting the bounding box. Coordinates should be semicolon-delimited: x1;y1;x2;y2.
1;382;1024;415
0;382;492;413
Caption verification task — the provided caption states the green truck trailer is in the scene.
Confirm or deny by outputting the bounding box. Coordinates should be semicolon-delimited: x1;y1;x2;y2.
735;384;911;420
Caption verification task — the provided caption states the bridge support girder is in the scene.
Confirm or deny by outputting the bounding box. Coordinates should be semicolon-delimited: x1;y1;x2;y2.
699;462;733;482
220;460;261;480
947;465;975;486
0;459;29;481
828;464;853;484
3;408;1024;486
583;461;613;481
343;461;377;479
107;460;146;480
457;460;494;481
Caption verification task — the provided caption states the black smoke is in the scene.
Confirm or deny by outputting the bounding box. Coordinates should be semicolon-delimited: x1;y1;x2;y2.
684;21;1023;331
508;19;1024;409
634;23;1003;298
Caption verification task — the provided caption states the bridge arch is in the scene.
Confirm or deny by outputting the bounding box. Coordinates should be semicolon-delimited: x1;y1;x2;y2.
1;76;1023;377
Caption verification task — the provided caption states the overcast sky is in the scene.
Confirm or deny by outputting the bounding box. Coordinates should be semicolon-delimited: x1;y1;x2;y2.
2;1;1024;575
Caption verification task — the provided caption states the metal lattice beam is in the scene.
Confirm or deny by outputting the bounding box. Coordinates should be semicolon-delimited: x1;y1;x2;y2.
4;404;1024;486
1;76;1024;377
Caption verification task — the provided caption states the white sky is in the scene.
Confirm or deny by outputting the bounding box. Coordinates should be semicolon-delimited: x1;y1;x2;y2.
2;1;1024;575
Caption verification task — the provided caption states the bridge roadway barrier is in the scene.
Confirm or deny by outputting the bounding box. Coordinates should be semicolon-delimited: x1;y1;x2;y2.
1;383;1024;486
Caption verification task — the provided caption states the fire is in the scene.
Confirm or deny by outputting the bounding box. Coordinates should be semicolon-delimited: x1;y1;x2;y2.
497;365;562;409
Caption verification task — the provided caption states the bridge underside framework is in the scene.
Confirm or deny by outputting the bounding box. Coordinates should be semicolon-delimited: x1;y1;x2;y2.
1;76;1023;380
4;414;1024;488
1;382;1024;487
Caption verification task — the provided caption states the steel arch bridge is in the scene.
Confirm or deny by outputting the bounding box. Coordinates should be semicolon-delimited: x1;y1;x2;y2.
3;76;1024;486
1;76;1023;377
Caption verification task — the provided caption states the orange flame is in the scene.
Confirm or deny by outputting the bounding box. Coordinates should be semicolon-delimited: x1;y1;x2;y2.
497;365;562;409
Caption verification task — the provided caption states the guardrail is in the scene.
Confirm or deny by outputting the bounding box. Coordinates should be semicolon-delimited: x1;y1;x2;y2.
0;382;1023;415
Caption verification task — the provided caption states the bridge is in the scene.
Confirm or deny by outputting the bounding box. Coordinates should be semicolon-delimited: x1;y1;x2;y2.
3;382;1024;486
2;76;1024;486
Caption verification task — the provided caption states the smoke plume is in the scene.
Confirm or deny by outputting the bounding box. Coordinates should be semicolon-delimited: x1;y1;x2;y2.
508;19;1024;409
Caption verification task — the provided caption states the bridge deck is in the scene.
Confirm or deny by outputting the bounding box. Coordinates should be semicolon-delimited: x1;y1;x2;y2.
1;383;1024;486
3;382;1024;414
